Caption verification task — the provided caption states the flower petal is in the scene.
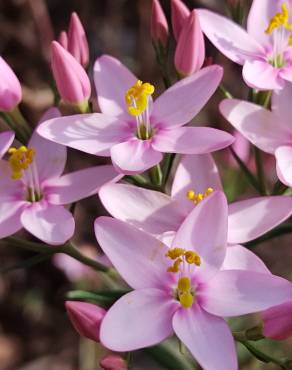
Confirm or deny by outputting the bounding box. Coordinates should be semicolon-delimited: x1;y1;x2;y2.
0;160;24;200
171;154;222;214
172;304;237;370
94;55;137;117
20;201;75;245
172;191;228;277
228;196;292;244
151;65;223;128
110;138;163;174
275;146;292;187
242;59;284;90
45;165;120;205
100;289;177;351
222;245;270;274
99;183;185;235
152;127;234;154
220;99;292;154
272;81;292;128
94;217;173;289
201;270;292;317
0;200;25;238
198;9;264;64
0;131;14;159
37;113;129;156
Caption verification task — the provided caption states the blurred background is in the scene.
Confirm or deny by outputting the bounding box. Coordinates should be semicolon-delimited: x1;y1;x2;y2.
0;0;291;369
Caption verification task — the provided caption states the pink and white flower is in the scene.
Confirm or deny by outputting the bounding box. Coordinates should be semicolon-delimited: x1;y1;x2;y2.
37;55;234;174
95;191;292;370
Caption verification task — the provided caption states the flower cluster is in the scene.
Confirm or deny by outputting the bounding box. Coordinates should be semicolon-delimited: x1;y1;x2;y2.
1;1;292;370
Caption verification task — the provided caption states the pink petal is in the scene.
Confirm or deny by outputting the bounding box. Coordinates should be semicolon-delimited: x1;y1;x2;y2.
45;165;120;205
201;270;292;317
228;196;292;244
151;65;223;128
100;289;177;351
173;304;237;370
172;191;228;277
152;127;234;154
0;160;24;200
20;201;75;245
171;154;222;214
222;245;270;274
0;131;14;159
37;113;129;156
242;59;285;90
0;200;25;238
275;146;292;186
99;183;185;235
220;99;292;154
93;55;137;118
197;9;264;65
110;138;163;174
262;301;292;340
94;217;173;289
272;82;292;128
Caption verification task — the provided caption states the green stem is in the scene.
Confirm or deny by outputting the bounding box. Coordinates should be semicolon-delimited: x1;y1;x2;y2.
254;147;268;195
8;107;31;139
162;153;176;187
149;164;163;187
0;112;27;144
219;84;233;99
153;41;171;89
272;180;289;195
244;223;292;248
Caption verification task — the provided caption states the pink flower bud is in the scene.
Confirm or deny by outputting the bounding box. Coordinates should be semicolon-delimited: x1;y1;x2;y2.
261;301;292;340
68;12;89;67
151;0;169;47
171;0;190;41
51;41;91;106
58;31;68;50
100;354;127;370
174;10;205;76
65;301;106;342
0;57;22;112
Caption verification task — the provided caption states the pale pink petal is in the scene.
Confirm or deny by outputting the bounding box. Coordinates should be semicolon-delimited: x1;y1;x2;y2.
93;55;137;117
262;301;292;340
37;113;130;156
110;139;163;174
20;201;75;245
94;217;173;289
152;127;234;154
272;81;292;128
0;200;25;238
197;9;264;64
201;270;292;317
172;191;228;277
45;165;120;205
220;99;292;154
275;146;292;186
171;154;222;214
228;196;292;244
242;59;285;90
173;304;237;370
151;65;223;128
0;131;14;159
99;183;185;235
222;245;270;274
100;289;177;351
0;160;24;200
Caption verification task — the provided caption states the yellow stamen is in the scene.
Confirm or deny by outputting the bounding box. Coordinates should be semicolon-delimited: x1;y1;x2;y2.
265;3;292;34
125;80;154;116
187;187;214;204
184;251;201;266
177;277;193;308
166;248;201;273
167;258;183;273
8;146;35;180
165;247;185;260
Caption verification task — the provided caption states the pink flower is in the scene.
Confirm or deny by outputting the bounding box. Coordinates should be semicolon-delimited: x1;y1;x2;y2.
220;83;292;187
0;108;119;245
100;355;127;370
0;57;22;111
175;10;205;76
99;154;292;246
171;0;190;41
0;131;14;159
58;31;68;50
38;55;234;174
67;12;89;67
261;301;292;340
228;130;251;167
198;1;292;90
65;301;106;342
151;0;169;47
94;192;292;370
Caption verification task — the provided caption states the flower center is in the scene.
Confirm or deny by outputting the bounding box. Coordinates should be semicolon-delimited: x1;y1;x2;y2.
165;248;201;308
187;187;214;204
125;80;155;140
8;146;42;202
265;3;292;68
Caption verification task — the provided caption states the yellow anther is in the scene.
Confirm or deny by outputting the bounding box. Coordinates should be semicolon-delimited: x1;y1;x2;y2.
166;247;185;260
8;146;35;180
187;190;196;201
125;80;155;116
167;258;183;273
179;292;194;308
177;277;193;308
205;187;214;196
265;3;292;34
187;187;214;204
184;251;201;266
